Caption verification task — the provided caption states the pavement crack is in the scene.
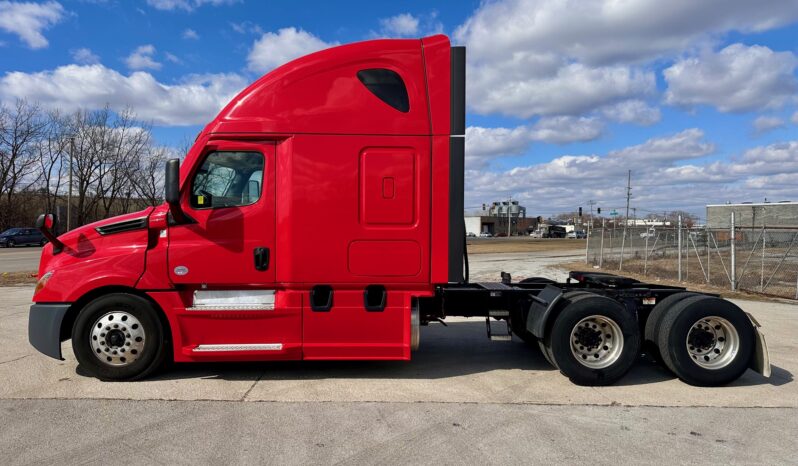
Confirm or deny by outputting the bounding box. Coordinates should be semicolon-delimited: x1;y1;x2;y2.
240;371;265;401
0;355;31;366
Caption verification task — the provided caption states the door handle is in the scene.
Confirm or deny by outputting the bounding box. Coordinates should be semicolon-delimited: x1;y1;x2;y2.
253;247;270;271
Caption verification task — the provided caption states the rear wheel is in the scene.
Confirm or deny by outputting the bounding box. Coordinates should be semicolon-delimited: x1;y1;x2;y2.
657;296;754;386
644;291;699;358
39;238;47;246
548;295;640;385
72;293;167;381
7;240;15;248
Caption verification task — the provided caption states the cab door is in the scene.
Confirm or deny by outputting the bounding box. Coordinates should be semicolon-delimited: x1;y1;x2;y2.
168;141;276;285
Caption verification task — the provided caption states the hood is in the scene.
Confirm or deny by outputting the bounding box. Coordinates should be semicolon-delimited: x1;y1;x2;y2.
37;208;154;278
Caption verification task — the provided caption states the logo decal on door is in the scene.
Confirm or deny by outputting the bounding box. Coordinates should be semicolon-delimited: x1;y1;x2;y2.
174;266;189;276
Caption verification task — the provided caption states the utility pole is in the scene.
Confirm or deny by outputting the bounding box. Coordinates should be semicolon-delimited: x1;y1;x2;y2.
619;170;632;270
67;136;74;232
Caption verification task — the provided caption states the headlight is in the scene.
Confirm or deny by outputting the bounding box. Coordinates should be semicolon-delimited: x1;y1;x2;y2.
34;270;54;294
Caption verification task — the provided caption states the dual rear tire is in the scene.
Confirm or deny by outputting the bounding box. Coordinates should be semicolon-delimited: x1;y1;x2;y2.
649;295;754;386
539;293;640;386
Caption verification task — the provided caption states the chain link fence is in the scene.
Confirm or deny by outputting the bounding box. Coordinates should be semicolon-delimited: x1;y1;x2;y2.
585;220;798;300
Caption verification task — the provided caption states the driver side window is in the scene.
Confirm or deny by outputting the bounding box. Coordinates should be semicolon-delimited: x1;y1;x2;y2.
190;151;264;209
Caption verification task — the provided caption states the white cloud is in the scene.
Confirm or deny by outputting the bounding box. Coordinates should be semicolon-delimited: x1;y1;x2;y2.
182;28;199;40
146;0;238;12
125;44;161;71
0;1;64;49
465;117;603;168
453;0;798;120
752;116;785;134
230;21;262;35
0;64;247;126
792;111;798;125
379;13;419;37
247;27;336;73
528;116;603;144
664;44;798;112
71;47;99;65
455;0;798;67
463;131;798;215
164;52;181;64
602;100;661;126
468;60;655;118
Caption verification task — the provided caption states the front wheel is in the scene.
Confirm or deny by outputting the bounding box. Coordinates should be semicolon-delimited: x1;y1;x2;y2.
548;295;640;385
7;240;15;248
72;293;168;381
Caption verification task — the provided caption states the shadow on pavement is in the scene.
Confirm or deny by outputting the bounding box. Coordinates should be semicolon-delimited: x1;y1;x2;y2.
76;320;792;388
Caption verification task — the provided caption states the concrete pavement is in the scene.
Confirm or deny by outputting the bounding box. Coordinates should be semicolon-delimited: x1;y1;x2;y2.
1;251;796;464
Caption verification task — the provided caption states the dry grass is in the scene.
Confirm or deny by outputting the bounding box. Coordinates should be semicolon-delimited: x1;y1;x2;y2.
0;271;37;286
468;238;585;254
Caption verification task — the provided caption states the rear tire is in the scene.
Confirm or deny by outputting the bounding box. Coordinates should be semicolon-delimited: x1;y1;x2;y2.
72;293;167;381
657;296;754;386
7;240;14;248
644;292;699;358
519;277;556;284
548;295;640;385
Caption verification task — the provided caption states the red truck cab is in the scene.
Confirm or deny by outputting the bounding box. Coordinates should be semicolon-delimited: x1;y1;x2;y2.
28;35;466;380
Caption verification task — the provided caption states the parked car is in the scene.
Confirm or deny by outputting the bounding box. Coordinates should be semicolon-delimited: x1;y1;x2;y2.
529;231;543;238
0;228;47;247
479;232;493;238
567;230;587;239
466;232;476;238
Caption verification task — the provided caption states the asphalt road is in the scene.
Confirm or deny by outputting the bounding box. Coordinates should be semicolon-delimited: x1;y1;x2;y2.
1;252;797;464
0;247;41;273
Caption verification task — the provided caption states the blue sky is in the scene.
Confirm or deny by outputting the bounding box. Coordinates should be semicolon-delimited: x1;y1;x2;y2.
1;0;797;218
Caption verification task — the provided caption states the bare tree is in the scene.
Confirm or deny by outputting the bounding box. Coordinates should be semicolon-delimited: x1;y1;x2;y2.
131;145;170;206
34;111;70;215
0;99;47;226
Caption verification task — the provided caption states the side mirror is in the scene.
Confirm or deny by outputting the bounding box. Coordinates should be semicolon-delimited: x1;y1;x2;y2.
35;213;63;254
164;159;192;225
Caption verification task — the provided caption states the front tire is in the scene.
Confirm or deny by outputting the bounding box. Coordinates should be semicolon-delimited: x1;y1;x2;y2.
657;296;754;386
548;295;640;385
7;240;15;248
72;293;167;381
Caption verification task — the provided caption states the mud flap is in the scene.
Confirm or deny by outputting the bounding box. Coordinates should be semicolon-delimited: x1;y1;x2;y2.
747;312;771;378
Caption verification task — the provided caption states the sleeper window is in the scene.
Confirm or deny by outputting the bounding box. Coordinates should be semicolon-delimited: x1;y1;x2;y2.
190;151;264;209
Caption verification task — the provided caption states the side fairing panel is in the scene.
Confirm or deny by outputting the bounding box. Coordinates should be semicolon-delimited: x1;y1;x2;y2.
275;134;431;285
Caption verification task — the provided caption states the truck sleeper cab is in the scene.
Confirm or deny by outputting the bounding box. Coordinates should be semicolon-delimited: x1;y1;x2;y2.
28;35;769;386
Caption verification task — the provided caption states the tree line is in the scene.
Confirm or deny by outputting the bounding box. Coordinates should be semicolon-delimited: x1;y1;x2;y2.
0;99;182;233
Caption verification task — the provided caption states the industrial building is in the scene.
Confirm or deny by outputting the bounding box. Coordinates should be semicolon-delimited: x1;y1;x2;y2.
706;201;798;228
465;201;536;236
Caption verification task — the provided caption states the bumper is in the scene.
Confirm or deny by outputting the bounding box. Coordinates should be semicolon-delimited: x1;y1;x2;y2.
28;303;71;360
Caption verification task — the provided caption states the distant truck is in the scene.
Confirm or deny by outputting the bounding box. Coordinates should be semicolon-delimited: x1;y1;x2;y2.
28;35;769;387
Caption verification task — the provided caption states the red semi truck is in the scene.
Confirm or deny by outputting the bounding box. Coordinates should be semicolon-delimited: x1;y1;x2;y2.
28;35;770;386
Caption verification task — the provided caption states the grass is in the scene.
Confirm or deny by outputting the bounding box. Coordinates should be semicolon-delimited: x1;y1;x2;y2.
0;271;37;286
468;237;585;254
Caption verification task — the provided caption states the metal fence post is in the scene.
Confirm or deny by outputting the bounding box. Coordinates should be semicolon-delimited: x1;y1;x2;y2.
729;212;737;291
599;218;605;268
706;225;711;284
585;221;590;264
644;230;649;275
761;224;765;291
677;215;682;281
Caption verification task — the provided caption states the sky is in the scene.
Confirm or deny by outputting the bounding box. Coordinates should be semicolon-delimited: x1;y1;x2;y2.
1;0;797;220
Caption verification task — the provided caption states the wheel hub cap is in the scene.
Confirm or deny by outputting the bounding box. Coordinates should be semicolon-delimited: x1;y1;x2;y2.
90;311;145;367
686;316;739;370
570;315;624;369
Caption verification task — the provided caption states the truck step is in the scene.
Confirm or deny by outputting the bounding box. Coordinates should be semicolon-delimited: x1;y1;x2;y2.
486;311;512;341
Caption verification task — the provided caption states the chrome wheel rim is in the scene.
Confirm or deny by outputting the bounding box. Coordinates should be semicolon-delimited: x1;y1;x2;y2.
570;315;624;369
90;311;145;367
686;316;739;370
